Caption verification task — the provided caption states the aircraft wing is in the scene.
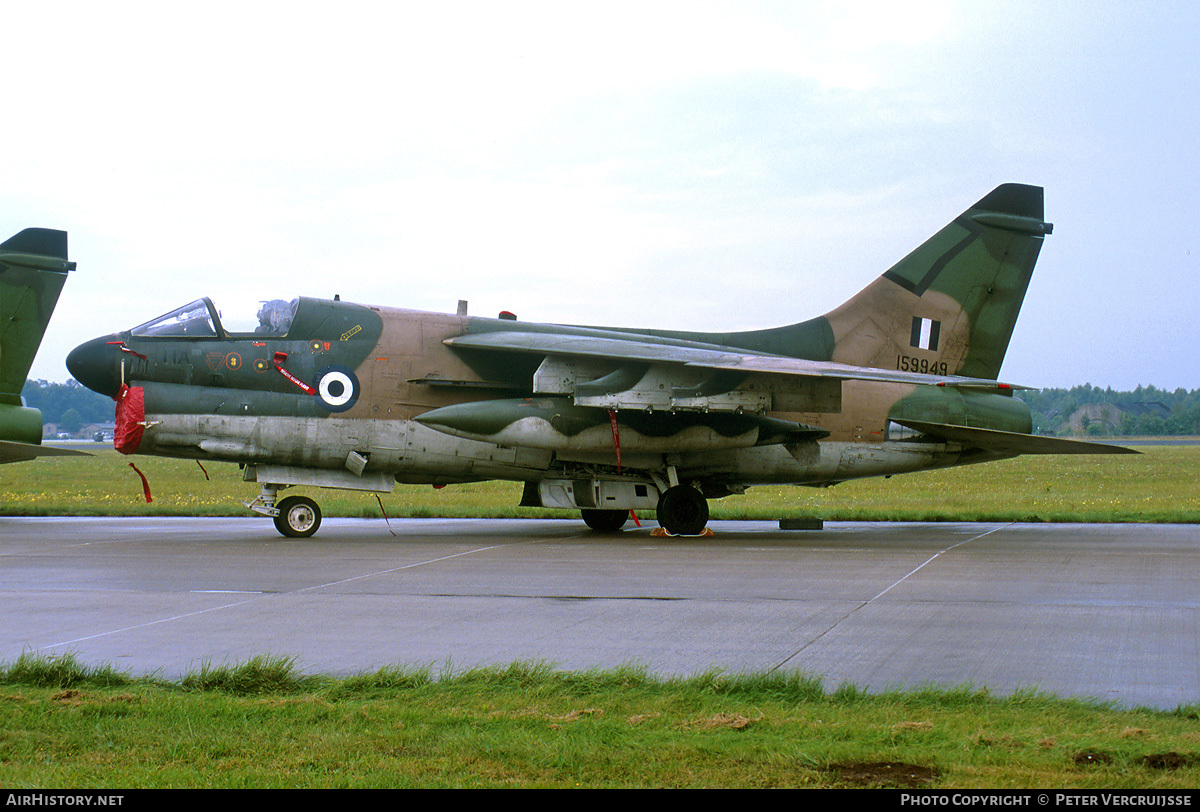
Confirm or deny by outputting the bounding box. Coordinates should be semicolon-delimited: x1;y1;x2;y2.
0;440;91;465
445;330;1025;391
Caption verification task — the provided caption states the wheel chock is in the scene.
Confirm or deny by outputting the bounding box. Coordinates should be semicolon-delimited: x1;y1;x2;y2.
650;527;715;537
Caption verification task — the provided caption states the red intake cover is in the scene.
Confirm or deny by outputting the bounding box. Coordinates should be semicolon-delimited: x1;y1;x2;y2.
114;384;145;455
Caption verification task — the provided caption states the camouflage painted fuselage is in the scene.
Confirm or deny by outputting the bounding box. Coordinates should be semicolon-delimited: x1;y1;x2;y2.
69;296;1005;487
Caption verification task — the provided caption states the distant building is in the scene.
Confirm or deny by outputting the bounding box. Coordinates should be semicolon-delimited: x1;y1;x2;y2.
83;422;116;442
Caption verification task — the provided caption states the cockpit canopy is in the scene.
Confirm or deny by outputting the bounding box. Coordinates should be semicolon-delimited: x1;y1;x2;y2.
131;298;299;338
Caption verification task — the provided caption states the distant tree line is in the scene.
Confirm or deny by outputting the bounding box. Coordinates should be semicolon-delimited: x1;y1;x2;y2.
20;378;1200;438
1022;384;1200;437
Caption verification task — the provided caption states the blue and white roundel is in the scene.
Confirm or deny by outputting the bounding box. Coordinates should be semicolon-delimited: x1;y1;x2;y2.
313;365;360;412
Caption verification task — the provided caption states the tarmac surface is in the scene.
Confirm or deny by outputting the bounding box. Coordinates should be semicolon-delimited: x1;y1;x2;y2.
1;517;1197;709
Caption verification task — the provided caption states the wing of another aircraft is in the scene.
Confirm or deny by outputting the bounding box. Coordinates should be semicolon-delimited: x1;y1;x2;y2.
0;439;90;465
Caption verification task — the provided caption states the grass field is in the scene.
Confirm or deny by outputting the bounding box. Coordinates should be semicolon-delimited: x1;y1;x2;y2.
1;444;1197;522
2;653;1199;789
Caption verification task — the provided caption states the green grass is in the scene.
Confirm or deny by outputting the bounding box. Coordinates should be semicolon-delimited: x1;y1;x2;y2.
2;444;1197;522
1;653;1197;788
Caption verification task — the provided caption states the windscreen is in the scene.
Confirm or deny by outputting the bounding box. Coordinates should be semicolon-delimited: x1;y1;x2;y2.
131;300;217;337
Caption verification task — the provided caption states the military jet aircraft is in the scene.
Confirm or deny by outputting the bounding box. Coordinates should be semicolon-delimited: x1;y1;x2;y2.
66;184;1133;537
0;228;86;464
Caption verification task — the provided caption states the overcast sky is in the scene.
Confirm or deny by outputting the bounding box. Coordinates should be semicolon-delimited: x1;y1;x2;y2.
3;1;1196;391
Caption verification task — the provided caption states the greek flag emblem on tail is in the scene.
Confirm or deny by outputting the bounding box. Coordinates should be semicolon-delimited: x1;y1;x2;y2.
910;317;941;351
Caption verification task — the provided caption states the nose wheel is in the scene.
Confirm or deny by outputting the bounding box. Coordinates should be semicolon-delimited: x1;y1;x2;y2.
246;485;323;538
273;495;322;538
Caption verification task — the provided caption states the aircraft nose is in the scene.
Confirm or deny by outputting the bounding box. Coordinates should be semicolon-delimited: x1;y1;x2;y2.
66;336;124;398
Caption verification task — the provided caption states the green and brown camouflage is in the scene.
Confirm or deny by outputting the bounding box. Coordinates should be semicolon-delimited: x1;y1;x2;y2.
0;228;84;464
67;183;1134;537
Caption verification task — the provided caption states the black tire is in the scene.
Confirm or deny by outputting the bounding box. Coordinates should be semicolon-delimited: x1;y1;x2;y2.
656;485;709;536
274;495;322;538
581;508;628;533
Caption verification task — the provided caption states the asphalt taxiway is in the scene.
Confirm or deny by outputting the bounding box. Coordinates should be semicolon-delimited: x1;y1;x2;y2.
1;517;1196;709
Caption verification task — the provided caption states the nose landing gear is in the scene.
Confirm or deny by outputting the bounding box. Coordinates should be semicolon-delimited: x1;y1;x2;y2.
245;484;323;538
274;495;322;538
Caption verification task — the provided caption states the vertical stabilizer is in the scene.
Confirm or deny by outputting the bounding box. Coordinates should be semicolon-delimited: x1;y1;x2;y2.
822;184;1052;379
0;228;76;401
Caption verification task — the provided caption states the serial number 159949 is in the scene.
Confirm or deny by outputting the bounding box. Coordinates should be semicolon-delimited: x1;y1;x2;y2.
897;355;948;375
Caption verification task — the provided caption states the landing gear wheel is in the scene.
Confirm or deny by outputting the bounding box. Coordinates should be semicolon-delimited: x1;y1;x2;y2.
581;508;628;533
656;485;709;536
274;495;322;538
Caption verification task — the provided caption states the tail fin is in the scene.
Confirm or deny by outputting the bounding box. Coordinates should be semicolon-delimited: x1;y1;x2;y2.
0;228;76;401
822;184;1051;379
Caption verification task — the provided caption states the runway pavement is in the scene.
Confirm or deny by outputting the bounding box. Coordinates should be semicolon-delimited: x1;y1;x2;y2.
1;517;1197;709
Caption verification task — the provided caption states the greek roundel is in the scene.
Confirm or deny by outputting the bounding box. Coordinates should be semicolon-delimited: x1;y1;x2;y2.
313;364;360;412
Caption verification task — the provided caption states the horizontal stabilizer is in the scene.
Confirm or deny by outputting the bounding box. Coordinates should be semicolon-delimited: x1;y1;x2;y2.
893;420;1139;455
0;440;91;465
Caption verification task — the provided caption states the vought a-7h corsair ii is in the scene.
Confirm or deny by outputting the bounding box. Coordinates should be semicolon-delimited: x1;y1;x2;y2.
66;184;1133;537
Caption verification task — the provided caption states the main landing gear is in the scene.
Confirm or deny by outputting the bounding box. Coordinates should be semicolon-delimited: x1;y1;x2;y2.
655;485;709;536
578;484;710;536
246;485;323;538
581;508;628;533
